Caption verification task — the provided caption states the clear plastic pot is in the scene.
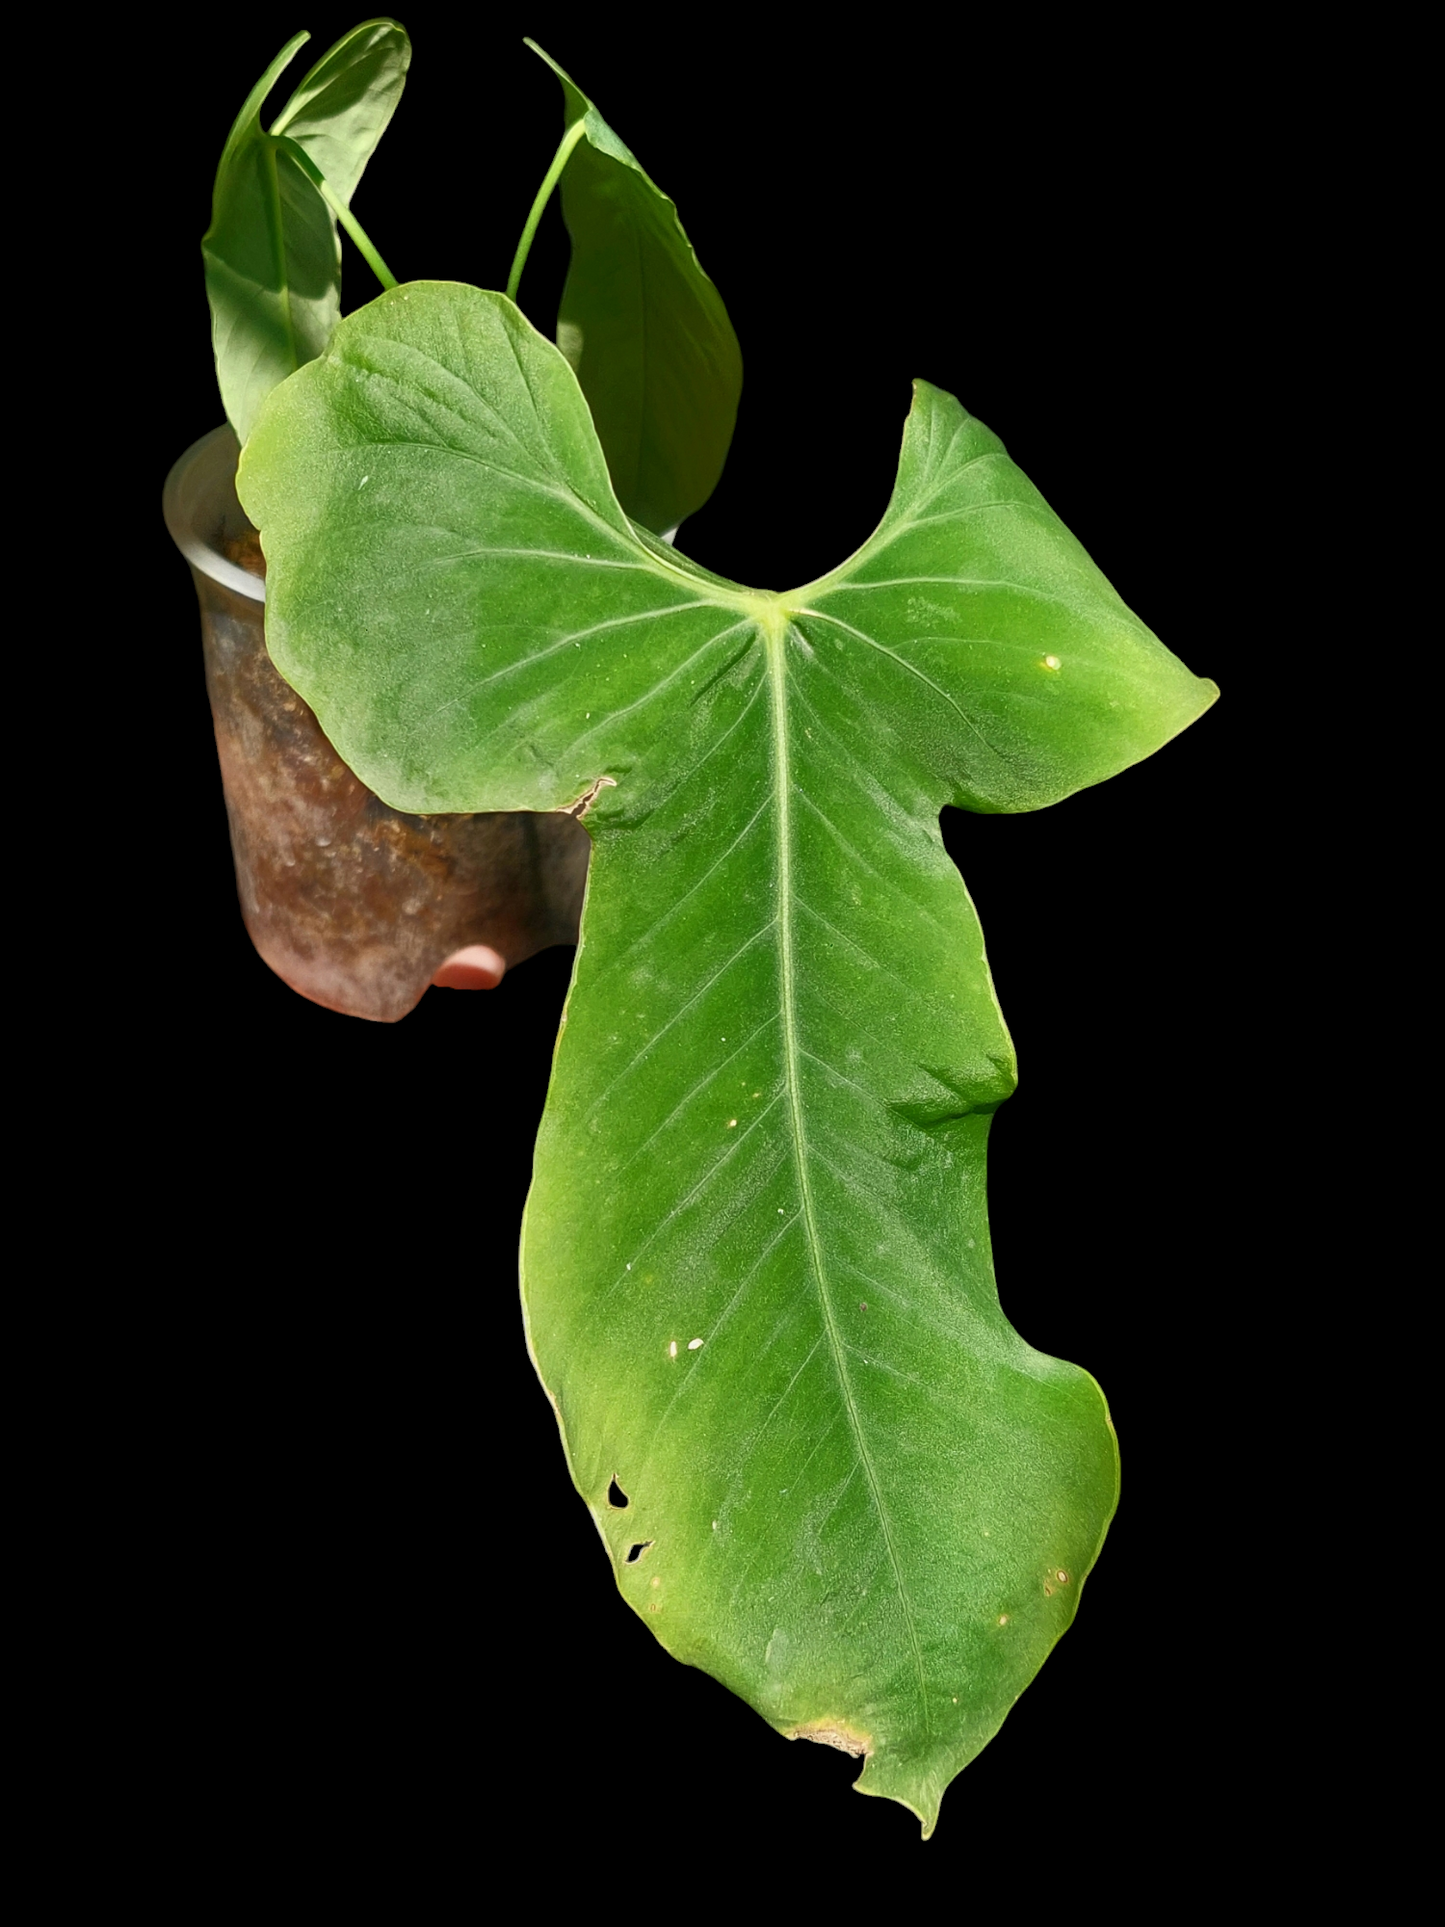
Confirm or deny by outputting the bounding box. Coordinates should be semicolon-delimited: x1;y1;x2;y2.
164;426;588;1022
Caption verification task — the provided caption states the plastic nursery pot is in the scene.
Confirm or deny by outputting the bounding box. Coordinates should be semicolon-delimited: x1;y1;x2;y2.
164;426;590;1023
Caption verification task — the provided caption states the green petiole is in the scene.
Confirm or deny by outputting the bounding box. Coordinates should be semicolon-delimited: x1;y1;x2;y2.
505;118;588;305
275;135;398;292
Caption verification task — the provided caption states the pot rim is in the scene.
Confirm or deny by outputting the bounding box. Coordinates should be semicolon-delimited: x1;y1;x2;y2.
163;425;266;605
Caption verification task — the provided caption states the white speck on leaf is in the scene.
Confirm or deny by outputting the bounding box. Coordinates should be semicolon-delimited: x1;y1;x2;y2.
688;1338;704;1351
1043;654;1061;670
669;1341;678;1358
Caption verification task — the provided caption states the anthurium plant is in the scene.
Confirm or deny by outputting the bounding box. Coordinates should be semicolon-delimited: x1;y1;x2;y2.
205;20;1217;1835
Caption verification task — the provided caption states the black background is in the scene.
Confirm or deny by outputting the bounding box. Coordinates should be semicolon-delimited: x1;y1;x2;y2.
117;5;1298;1891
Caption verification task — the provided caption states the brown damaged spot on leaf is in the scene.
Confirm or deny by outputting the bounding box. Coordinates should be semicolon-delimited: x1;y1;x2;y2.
563;773;618;818
788;1719;872;1759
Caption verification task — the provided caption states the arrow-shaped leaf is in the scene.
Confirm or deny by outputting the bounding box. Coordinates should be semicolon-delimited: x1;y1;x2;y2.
526;41;743;538
239;283;1216;1832
203;20;410;443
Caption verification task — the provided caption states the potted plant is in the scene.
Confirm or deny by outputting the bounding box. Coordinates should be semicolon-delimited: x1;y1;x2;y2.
167;20;1218;1838
165;22;593;1021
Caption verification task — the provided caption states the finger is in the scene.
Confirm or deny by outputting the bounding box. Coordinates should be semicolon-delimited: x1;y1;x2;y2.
431;944;506;990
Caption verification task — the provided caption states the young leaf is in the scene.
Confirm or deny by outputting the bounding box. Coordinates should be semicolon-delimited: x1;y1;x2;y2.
238;283;1216;1832
203;20;410;443
526;41;743;538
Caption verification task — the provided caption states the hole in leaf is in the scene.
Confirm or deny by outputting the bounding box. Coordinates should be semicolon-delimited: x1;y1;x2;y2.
607;1478;630;1509
625;1541;654;1564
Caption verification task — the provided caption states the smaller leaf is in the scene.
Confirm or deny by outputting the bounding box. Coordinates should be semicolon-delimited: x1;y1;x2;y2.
203;20;410;444
528;40;743;539
270;20;410;207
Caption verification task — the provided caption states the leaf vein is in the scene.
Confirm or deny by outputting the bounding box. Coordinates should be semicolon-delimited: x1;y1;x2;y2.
768;623;931;1733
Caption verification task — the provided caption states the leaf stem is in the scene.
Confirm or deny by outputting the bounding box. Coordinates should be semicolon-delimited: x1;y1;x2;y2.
506;118;587;306
274;135;398;292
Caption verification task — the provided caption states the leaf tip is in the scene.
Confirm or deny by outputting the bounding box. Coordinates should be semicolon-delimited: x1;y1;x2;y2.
523;36;566;82
850;1758;945;1841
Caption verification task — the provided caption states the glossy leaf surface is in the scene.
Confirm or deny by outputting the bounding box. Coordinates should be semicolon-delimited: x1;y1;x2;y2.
203;20;409;442
529;42;742;537
239;283;1216;1831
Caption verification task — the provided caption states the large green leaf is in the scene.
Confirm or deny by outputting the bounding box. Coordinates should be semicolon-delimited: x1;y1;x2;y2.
528;42;743;538
203;21;409;443
239;283;1216;1832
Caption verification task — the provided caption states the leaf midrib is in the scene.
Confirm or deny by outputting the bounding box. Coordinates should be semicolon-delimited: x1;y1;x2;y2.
763;609;930;1733
262;137;302;374
575;518;945;1712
